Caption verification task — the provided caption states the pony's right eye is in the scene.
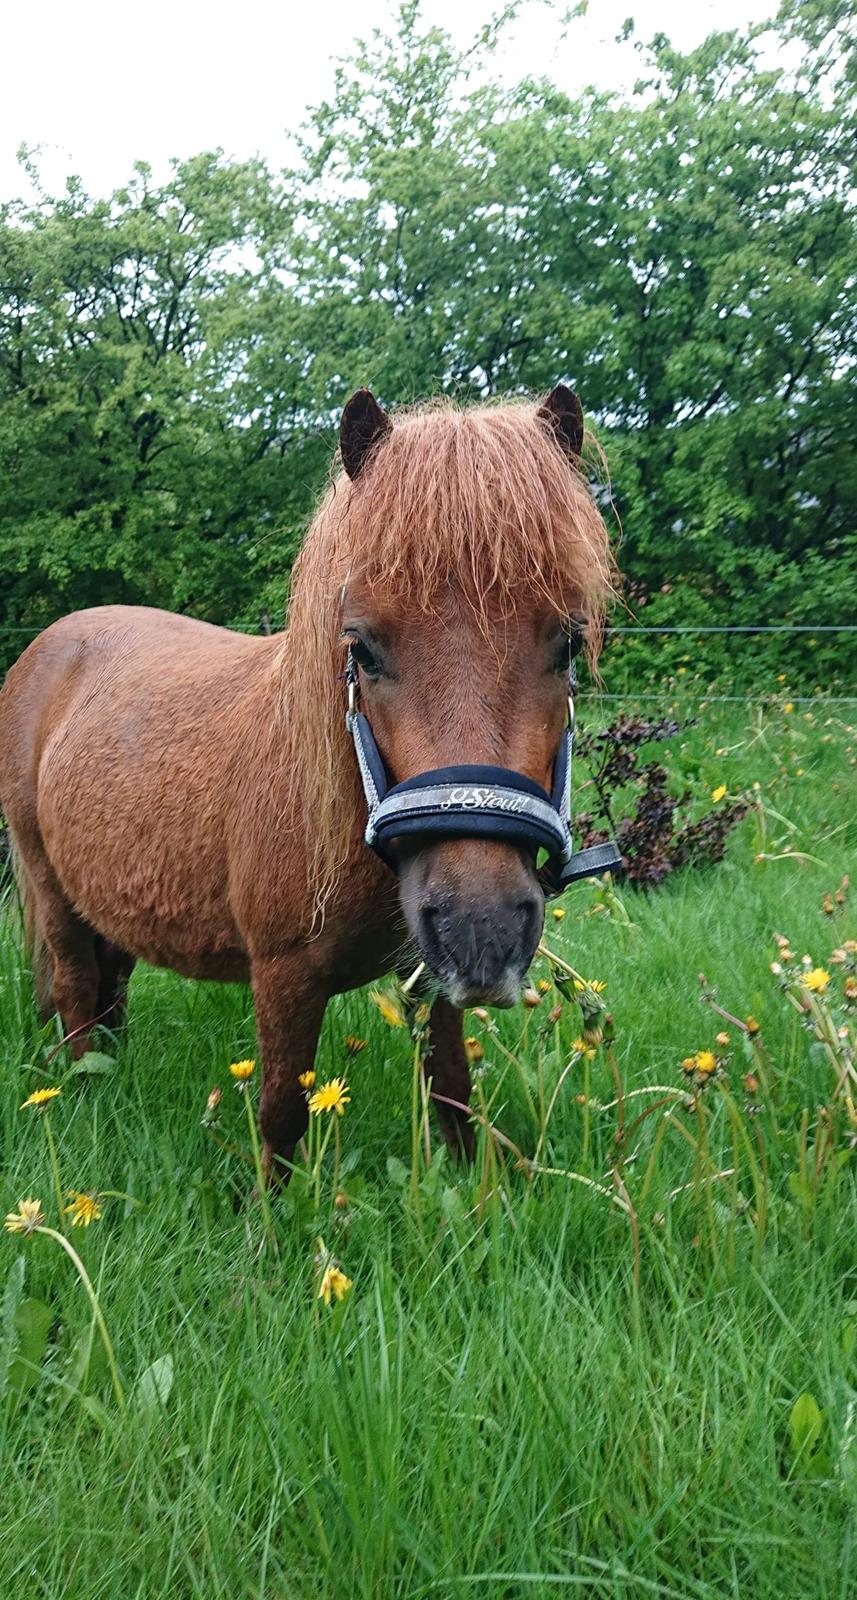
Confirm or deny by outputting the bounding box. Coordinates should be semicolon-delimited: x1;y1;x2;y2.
349;638;383;679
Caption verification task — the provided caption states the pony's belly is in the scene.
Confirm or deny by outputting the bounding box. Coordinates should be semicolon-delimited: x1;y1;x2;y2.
58;864;249;982
38;751;248;978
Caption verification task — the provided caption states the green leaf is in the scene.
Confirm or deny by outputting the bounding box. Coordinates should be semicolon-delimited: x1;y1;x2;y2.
386;1156;409;1188
787;1172;816;1213
790;1391;825;1465
132;1353;174;1418
6;1297;54;1397
1;1257;26;1396
69;1051;116;1077
59;1322;108;1411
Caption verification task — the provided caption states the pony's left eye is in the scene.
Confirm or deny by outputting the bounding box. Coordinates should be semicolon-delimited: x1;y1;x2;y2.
551;620;585;673
551;637;571;674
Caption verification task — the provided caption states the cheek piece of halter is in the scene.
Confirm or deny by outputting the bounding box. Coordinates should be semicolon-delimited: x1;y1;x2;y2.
344;650;622;898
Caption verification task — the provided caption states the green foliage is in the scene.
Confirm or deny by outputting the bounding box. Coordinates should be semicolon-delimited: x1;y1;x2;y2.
1;2;856;681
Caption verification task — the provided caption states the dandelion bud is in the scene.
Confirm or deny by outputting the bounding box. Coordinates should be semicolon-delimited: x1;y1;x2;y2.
743;1072;759;1096
522;987;542;1008
715;1031;730;1049
206;1086;222;1113
582;1024;603;1048
471;1007;490;1022
334;1190;348;1209
464;1036;484;1064
745;1016;760;1035
547;1004;563;1025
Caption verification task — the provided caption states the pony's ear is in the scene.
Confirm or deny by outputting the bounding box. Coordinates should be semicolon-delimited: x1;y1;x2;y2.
537;384;584;462
340;389;392;480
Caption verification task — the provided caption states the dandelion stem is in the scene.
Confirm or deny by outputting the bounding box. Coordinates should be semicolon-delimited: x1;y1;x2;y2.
313;1116;335;1219
409;1036;424;1233
36;1226;124;1409
42;1114;66;1235
536;939;586;985
243;1091;278;1258
332;1117;341;1201
400;962;426;997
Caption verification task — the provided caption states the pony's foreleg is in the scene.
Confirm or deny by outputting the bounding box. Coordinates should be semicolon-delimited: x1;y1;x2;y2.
425;997;475;1162
252;955;329;1186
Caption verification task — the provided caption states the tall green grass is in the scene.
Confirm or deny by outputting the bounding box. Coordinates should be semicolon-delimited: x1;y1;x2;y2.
1;696;855;1598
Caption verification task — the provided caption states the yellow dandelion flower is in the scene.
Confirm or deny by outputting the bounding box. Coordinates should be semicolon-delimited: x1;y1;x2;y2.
572;1036;597;1061
745;1015;760;1035
229;1059;255;1080
464;1036;484;1064
711;784;727;802
695;1050;717;1075
299;1070;317;1089
4;1198;45;1235
574;978;606;994
64;1191;103;1228
308;1077;350;1116
344;1036;367;1056
370;988;406;1028
777;674;786;683
536;979;552;994
318;1264;353;1306
552;907;565;921
20;1086;61;1110
681;1055;697;1076
801;968;830;994
783;702;794;714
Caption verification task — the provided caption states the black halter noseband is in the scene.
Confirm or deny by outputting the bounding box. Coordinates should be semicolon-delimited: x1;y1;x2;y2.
345;652;621;897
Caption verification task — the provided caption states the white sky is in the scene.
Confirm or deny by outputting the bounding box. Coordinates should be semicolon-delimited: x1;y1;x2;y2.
2;0;775;201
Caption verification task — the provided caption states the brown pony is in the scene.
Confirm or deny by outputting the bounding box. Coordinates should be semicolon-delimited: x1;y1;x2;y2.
0;387;613;1173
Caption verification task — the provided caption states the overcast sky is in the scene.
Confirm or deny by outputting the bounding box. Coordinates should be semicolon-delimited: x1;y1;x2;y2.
3;0;775;201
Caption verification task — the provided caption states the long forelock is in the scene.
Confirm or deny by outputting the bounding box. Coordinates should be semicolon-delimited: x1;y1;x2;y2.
278;398;617;921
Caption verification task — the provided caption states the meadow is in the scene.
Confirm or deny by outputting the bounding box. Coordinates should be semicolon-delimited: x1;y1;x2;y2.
1;687;855;1599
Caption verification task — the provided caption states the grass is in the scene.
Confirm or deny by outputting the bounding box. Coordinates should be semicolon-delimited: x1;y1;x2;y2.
1;691;856;1599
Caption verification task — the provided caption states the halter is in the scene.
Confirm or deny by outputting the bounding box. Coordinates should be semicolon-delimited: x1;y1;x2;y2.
344;652;622;897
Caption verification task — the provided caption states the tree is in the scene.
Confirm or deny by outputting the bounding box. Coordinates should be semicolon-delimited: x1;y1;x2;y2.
1;1;854;681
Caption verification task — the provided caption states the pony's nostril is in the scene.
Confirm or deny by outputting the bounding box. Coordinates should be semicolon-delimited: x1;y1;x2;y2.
516;895;542;948
418;904;446;967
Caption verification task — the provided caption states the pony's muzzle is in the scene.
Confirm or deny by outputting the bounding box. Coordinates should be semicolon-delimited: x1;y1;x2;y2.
399;840;544;1009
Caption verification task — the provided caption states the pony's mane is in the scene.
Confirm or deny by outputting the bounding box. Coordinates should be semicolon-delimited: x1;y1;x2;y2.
278;397;617;920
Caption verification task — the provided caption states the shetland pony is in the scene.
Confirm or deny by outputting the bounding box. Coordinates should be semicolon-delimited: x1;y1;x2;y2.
0;387;613;1173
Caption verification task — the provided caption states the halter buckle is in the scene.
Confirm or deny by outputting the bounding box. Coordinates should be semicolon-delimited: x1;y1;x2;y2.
345;647;359;727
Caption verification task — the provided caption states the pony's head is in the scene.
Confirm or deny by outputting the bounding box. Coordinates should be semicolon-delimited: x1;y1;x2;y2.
283;388;615;1006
